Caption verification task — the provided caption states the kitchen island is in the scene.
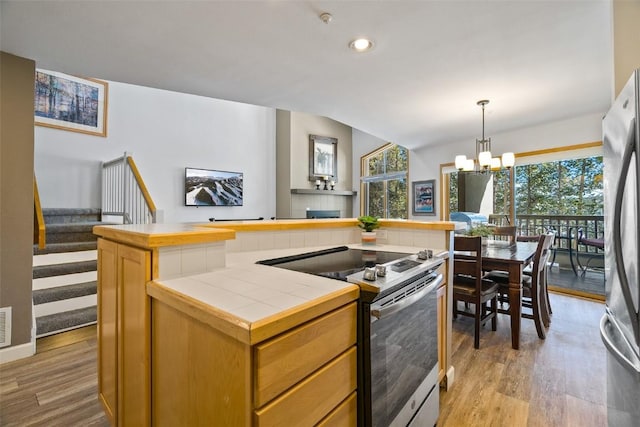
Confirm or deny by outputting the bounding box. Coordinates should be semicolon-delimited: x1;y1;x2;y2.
93;219;455;426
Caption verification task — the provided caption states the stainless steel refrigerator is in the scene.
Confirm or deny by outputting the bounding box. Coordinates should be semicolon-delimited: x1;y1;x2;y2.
602;69;640;426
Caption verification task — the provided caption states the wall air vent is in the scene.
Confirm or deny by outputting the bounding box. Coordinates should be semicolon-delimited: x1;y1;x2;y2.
0;307;12;348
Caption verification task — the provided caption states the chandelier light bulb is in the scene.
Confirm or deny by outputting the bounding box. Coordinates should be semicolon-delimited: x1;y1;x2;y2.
463;159;475;171
455;155;467;170
478;151;492;167
502;152;515;168
491;157;502;169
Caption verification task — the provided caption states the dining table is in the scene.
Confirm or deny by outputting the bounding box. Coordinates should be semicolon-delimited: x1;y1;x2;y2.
454;239;540;350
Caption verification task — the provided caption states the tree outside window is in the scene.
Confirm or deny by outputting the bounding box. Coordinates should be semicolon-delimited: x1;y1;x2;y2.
448;155;603;217
362;144;409;219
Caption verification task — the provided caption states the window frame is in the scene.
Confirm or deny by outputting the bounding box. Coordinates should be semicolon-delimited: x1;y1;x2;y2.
360;143;409;219
439;141;603;221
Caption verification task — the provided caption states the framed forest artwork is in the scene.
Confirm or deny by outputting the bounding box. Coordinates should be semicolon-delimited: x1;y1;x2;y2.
34;69;108;137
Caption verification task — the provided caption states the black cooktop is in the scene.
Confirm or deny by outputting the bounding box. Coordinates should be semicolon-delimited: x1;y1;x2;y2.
257;246;410;281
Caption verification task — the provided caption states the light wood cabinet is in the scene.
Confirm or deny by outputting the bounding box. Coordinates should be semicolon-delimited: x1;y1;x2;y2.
437;277;447;383
150;296;358;427
316;391;357;427
436;259;453;390
253;302;357;407
436;260;449;386
97;238;151;426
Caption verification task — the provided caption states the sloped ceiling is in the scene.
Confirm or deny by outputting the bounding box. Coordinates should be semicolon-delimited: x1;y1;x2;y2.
0;0;613;149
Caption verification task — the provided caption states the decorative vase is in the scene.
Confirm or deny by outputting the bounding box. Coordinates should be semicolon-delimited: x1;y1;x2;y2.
361;231;377;246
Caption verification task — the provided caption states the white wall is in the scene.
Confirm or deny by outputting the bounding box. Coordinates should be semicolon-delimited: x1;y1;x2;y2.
289;111;353;190
35;81;276;223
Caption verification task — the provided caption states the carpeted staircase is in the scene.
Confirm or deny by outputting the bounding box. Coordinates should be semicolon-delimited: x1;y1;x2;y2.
32;208;112;337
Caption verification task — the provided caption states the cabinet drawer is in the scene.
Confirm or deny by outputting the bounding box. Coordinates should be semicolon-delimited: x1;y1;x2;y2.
254;346;357;427
316;391;357;427
254;302;357;407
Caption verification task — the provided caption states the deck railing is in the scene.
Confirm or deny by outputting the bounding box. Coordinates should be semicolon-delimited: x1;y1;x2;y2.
489;213;605;254
102;153;157;224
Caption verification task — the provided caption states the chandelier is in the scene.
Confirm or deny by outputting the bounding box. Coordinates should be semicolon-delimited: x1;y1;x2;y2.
455;100;515;173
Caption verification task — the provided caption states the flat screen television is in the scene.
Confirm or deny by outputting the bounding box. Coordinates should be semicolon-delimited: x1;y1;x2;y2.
185;167;243;206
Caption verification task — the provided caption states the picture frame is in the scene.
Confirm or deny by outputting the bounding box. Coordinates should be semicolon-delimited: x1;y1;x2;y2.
34;69;108;137
309;134;338;182
413;179;436;215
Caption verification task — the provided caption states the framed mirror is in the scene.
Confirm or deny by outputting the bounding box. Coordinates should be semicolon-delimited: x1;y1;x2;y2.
309;134;338;182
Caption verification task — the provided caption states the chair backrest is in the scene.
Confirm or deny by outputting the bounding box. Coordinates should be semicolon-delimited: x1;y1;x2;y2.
531;232;555;283
454;235;483;279
492;226;517;244
516;234;540;242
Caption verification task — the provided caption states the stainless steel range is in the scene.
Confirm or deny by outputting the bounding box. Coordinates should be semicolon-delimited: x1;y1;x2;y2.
258;246;444;427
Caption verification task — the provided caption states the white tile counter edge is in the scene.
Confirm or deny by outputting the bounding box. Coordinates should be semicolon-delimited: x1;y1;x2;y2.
153;244;449;324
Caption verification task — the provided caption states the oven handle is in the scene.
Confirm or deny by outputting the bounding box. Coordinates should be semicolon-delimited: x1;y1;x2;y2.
371;273;443;321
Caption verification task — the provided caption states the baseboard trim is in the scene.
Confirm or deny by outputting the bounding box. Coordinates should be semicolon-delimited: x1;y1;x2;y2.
0;340;36;364
445;366;455;390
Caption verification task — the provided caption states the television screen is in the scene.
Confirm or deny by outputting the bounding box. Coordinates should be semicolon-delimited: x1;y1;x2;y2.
185;168;243;206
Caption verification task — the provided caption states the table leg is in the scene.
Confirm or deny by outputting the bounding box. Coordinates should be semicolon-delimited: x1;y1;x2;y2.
508;264;523;350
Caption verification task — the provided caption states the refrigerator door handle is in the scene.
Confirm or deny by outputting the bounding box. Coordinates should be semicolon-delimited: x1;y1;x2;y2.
612;117;640;344
600;314;640;377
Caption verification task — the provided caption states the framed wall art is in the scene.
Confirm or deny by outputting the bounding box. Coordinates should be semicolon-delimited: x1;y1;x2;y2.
309;134;338;182
413;179;436;216
34;69;109;137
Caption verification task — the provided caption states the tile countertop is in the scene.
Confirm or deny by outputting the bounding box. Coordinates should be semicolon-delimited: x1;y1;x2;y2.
147;244;448;344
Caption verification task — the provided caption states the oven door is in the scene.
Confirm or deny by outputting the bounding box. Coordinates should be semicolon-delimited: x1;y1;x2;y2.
369;273;442;427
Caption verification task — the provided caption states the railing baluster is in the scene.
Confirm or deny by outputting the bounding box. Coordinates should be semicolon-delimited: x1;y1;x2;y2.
101;153;155;225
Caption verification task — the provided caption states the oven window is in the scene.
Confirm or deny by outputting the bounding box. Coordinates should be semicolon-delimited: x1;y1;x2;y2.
370;287;438;426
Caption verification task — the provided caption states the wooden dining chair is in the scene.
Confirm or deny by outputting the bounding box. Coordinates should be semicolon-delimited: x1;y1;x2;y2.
517;231;556;322
485;232;555;339
453;235;499;349
491;226;517;244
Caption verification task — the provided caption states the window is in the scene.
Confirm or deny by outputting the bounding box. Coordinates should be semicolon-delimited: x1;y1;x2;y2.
513;157;603;216
361;144;409;218
444;142;603;221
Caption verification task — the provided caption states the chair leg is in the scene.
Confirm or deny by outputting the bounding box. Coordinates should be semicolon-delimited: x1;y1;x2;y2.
474;304;481;349
491;297;497;331
531;290;546;339
453;298;458;319
545;267;553;315
540;271;551;327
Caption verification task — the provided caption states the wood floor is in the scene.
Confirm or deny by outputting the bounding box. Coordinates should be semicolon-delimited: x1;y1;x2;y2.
0;326;109;426
439;292;607;427
0;293;606;426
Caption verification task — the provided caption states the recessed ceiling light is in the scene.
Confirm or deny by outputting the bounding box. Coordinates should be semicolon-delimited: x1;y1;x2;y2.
349;38;374;52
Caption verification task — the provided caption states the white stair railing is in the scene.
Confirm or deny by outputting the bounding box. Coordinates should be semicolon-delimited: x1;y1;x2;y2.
101;152;156;224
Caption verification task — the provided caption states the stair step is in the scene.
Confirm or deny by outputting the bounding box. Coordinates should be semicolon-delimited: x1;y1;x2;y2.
34;294;96;318
33;208;104;337
33;250;96;267
36;306;97;338
33;260;97;279
45;222;102;244
33;242;98;255
33;271;97;291
42;208;102;224
46;222;103;232
33;281;97;305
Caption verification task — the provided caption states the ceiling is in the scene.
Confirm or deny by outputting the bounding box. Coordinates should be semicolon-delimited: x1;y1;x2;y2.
0;1;613;150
